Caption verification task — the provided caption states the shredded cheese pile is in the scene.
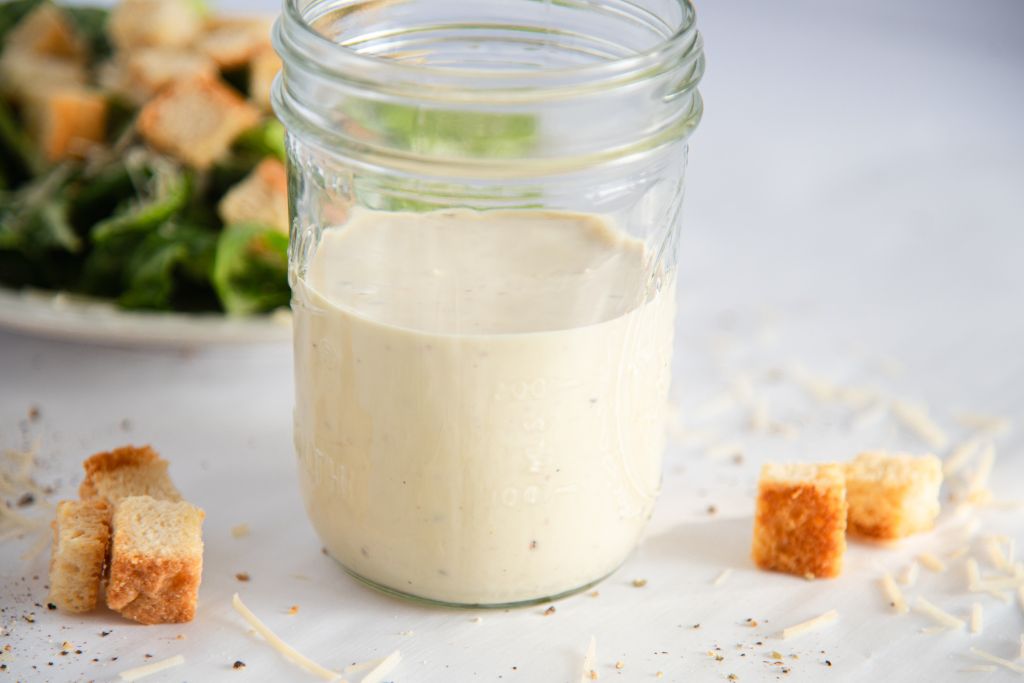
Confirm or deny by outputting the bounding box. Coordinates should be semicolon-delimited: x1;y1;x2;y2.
0;445;55;561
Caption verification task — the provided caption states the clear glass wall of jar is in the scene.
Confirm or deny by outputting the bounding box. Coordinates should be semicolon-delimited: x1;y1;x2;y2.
275;0;704;607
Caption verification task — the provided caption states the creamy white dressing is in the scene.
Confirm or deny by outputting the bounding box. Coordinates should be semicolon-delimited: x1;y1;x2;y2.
292;208;675;605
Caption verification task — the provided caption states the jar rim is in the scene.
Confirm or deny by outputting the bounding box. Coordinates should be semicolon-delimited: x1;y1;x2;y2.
278;0;701;98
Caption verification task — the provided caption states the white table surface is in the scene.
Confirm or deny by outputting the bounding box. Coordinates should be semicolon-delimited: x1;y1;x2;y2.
3;0;1024;681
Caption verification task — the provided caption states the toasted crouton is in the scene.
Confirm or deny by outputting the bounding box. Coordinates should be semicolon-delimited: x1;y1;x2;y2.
106;495;205;624
0;52;87;101
752;462;847;579
5;3;85;62
845;451;942;540
107;0;203;51
103;47;218;104
249;46;280;111
197;17;273;70
24;87;108;162
218;158;289;233
137;77;260;169
48;500;112;613
80;445;182;505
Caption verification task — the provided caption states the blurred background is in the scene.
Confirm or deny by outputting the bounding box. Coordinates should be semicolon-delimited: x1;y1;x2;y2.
677;0;1024;409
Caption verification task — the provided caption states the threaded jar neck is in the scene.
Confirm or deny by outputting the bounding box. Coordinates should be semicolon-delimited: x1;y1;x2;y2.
273;0;704;177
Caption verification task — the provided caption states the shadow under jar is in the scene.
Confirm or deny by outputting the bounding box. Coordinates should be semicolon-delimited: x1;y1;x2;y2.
275;0;704;608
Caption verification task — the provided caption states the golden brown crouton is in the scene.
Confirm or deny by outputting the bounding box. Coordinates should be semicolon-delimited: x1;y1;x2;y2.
0;52;87;101
197;17;273;70
752;463;847;579
218;158;289;233
106;495;205;625
79;445;182;505
101;47;218;104
249;46;281;111
845;451;942;540
107;0;203;51
24;87;108;162
5;3;85;62
137;77;260;169
48;500;112;613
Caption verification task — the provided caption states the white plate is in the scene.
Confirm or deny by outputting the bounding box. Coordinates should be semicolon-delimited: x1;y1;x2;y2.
0;287;291;346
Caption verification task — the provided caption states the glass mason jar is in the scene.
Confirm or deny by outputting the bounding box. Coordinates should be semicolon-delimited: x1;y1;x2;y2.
275;0;704;607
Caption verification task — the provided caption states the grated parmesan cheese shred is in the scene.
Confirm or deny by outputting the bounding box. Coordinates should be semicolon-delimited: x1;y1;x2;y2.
852;403;888;431
0;445;54;548
580;635;597;683
705;442;744;461
943;438;981;477
917;553;947;573
966;558;981;590
0;527;28;543
913;597;964;630
359;650;401;683
712;568;733;587
891;400;949;450
984;536;1010;571
954;412;1011;436
0;501;44;530
118;655;185;681
781;609;839;640
972;576;1024;592
231;593;345;682
970;603;982;635
969;647;1024;675
899;562;920;587
967;443;995;497
947;547;969;561
959;664;997;673
787;363;836;402
880;573;908;614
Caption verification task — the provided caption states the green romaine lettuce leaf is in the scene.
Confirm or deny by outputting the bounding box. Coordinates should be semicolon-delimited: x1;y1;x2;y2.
64;6;111;63
0;98;43;188
233;118;286;163
0;164;79;254
212;223;289;315
345;100;538;158
118;223;218;310
0;165;82;289
91;162;190;243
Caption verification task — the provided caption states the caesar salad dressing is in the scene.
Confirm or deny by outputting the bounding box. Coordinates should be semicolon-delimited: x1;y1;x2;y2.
292;208;675;605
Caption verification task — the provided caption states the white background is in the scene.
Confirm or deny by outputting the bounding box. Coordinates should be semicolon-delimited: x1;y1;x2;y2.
2;0;1024;680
